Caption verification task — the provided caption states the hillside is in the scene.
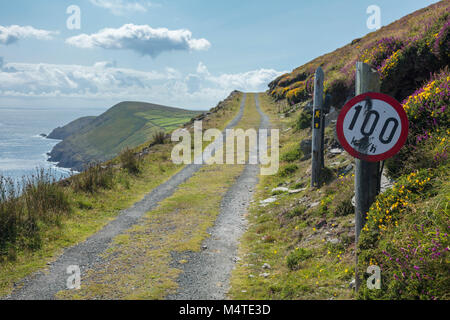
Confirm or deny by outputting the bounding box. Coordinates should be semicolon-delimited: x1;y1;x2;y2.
47;116;96;140
48;101;201;171
268;1;449;108
227;2;449;300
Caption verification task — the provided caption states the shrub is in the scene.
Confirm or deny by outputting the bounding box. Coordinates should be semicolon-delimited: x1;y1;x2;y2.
286;86;308;105
281;147;303;162
320;167;335;185
120;148;141;175
295;110;312;131
152;131;166;145
358;169;449;300
386;69;449;177
334;198;354;217
279;164;299;177
433;21;450;64
360;37;404;70
71;164;114;193
380;12;450;101
286;248;313;271
287;206;306;219
380;40;441;100
0;169;71;260
324;77;352;108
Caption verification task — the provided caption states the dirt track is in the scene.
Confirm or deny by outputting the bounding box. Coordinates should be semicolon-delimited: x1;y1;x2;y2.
4;95;248;300
167;93;271;300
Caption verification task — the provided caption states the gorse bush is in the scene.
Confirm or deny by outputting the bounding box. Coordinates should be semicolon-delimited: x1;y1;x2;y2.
358;168;449;300
0;170;70;260
286;83;308;105
381;12;449;100
387;69;449;177
360;37;404;70
433;20;450;64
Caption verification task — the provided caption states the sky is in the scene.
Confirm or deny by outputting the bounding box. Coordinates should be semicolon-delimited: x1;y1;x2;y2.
0;0;441;111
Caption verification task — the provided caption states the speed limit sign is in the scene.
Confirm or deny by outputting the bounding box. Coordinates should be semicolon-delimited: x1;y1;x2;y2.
336;92;409;162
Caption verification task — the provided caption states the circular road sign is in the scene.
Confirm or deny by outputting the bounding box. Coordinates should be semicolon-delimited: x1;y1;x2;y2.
336;92;409;162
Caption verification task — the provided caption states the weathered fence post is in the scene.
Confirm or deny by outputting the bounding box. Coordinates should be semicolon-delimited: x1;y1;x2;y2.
311;67;324;188
355;62;381;292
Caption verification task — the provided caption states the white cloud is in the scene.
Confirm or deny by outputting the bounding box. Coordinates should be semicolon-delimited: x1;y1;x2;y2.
0;25;58;45
66;24;211;58
0;58;286;109
89;0;154;15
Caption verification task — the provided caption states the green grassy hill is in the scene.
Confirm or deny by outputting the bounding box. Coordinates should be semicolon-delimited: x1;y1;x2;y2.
47;116;97;140
48;101;201;171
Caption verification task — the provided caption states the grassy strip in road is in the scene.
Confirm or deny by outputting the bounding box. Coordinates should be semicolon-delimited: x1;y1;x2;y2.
56;93;263;299
0;93;243;298
229;93;355;300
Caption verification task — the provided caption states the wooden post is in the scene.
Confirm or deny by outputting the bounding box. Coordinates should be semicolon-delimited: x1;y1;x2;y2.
355;62;381;292
311;67;324;188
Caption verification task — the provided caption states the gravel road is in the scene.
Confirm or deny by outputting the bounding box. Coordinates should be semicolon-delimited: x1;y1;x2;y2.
166;93;271;300
4;94;247;300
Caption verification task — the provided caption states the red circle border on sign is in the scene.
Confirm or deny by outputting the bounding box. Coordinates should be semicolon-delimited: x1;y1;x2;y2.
336;92;409;162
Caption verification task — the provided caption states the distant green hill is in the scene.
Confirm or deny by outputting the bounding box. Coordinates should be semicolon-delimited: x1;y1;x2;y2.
48;101;201;171
48;116;97;140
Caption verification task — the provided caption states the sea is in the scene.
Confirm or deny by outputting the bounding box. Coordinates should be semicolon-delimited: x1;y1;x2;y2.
0;106;105;183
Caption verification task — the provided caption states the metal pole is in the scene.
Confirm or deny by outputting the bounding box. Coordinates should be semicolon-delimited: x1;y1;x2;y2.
311;67;324;187
355;62;381;292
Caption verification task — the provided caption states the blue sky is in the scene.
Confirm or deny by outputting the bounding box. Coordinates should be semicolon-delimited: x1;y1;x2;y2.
0;0;440;110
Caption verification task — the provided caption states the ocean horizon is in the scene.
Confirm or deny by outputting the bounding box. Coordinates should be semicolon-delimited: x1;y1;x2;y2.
0;105;105;183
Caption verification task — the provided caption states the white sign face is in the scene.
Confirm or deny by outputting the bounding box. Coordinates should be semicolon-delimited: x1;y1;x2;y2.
337;93;408;162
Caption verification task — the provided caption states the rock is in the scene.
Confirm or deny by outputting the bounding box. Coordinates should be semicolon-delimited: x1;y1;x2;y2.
349;279;356;289
309;201;320;208
288;188;306;194
259;273;270;278
259;197;278;207
300;139;312;158
262;263;271;270
328;238;341;245
233;257;241;263
339;164;354;176
330;148;343;155
201;245;208;250
272;187;289;193
39;133;47;138
249;274;255;278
